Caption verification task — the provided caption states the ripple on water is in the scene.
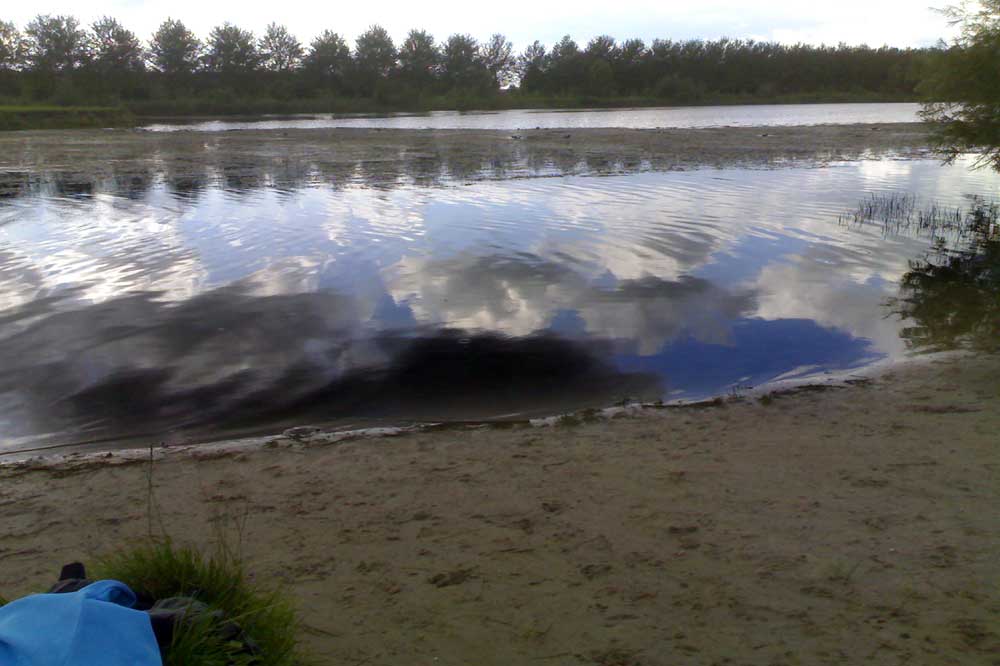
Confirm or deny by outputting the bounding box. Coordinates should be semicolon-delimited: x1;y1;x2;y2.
0;155;998;451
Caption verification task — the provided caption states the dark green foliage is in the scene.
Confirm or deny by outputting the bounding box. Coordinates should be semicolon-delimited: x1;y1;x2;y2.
398;29;439;91
920;1;1000;169
0;105;133;129
481;33;515;88
24;15;87;73
442;34;489;93
259;24;302;73
353;24;395;96
0;13;944;115
89;17;144;73
204;24;259;75
0;20;26;71
149;19;201;77
95;540;304;666
302;30;351;91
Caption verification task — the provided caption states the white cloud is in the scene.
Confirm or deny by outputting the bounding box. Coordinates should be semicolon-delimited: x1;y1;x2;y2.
10;0;955;51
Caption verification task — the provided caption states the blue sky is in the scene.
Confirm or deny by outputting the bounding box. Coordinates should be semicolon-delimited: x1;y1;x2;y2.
9;0;955;51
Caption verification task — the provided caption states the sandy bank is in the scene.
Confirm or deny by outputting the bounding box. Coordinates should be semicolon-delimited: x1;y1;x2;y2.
1;351;997;664
0;123;934;192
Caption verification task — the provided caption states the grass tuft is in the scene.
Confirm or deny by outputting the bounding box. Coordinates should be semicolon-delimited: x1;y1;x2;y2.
94;540;304;666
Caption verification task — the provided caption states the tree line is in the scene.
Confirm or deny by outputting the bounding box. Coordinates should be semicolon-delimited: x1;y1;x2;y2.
0;15;938;112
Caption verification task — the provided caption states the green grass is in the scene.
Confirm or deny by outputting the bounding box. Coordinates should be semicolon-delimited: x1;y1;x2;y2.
0;105;135;130
122;89;921;120
0;88;919;128
94;540;305;666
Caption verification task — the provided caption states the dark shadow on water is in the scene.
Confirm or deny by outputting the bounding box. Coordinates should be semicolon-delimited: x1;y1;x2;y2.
227;331;662;427
0;287;662;452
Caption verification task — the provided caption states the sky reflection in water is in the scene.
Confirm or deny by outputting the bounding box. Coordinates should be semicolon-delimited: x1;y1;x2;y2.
0;156;998;450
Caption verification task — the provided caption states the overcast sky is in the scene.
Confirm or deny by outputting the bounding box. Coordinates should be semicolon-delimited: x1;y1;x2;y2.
8;1;955;51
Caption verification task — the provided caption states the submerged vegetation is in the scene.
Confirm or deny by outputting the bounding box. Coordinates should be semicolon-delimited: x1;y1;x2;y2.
868;195;1000;352
0;14;935;121
840;192;1000;238
895;237;1000;352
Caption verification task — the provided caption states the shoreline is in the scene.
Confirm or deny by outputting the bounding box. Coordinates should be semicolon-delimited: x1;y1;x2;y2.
1;351;997;663
0;99;923;131
0;348;955;465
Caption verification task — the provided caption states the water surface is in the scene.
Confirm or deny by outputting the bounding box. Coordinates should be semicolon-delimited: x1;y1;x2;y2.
144;103;922;133
0;145;997;453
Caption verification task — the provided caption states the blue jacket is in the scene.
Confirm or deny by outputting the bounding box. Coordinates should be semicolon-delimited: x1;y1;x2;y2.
0;580;161;666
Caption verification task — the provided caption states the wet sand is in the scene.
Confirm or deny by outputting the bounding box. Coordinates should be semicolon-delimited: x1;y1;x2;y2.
0;123;933;190
1;352;997;665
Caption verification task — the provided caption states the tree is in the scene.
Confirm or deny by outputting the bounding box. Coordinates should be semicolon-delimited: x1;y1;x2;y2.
303;30;352;89
481;33;515;89
89;17;144;74
585;58;614;96
259;23;302;72
24;15;88;72
398;29;439;89
149;18;201;77
920;1;1000;170
547;35;584;93
442;33;487;91
0;21;26;71
354;24;396;94
204;23;259;75
585;35;617;61
516;40;547;91
615;38;648;94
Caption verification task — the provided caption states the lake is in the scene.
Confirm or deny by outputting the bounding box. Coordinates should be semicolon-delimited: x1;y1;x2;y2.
0;117;997;454
143;102;922;132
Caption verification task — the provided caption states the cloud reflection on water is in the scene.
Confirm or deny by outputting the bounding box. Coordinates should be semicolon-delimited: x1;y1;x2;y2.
1;152;998;450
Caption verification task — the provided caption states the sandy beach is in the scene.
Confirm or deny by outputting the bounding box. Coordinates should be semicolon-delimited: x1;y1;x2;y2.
1;351;997;665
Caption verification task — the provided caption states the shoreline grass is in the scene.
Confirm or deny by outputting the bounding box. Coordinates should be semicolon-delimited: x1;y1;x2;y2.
0;105;136;131
127;90;920;118
0;90;921;130
95;539;305;666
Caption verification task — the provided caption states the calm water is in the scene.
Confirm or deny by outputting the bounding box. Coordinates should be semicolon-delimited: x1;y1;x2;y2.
0;142;997;453
144;103;922;132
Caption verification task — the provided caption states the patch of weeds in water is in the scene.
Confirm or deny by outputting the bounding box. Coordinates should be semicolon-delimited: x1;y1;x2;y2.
839;193;999;241
889;210;1000;353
